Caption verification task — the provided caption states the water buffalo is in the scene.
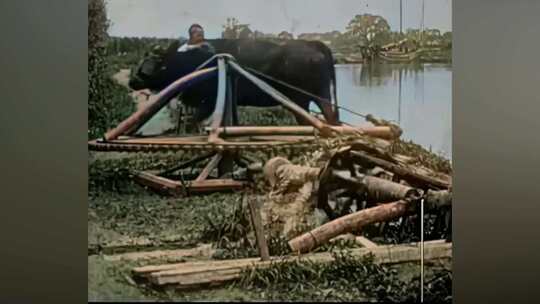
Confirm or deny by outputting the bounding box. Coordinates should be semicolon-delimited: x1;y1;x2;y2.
129;38;339;125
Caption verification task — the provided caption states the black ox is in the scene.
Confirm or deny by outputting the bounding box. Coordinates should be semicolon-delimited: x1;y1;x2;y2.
129;39;340;125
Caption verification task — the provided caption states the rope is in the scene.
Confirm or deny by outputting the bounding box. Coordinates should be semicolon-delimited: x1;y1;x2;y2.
243;66;370;119
189;53;371;122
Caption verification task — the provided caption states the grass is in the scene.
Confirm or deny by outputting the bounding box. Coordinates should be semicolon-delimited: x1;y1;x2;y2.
233;251;452;302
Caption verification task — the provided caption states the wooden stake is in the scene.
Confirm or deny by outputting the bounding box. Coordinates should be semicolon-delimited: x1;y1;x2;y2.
247;197;270;261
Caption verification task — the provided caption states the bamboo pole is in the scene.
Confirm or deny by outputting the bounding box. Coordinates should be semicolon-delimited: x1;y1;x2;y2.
288;200;411;253
205;125;398;139
104;67;217;141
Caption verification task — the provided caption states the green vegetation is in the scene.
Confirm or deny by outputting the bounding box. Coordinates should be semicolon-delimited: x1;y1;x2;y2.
88;0;134;139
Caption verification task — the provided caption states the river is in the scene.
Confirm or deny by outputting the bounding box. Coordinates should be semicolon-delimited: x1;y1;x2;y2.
330;63;452;159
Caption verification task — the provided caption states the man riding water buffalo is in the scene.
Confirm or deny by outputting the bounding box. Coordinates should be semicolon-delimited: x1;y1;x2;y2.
129;24;340;125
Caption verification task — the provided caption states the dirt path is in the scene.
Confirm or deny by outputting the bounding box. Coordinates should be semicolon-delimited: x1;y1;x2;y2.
112;69;153;111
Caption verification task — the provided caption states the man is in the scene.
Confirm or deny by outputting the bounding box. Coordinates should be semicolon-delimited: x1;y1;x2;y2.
177;23;215;53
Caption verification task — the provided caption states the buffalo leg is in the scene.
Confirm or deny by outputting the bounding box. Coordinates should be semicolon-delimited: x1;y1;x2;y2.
315;98;339;125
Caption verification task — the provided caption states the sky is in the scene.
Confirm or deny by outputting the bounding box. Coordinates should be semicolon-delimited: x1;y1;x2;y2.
106;0;452;39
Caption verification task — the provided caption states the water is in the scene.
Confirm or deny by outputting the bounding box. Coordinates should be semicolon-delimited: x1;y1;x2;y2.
330;63;452;160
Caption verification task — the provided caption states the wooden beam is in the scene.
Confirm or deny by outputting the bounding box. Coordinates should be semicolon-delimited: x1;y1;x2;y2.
188;179;246;193
104;67;217;140
132;241;452;288
99;138;292;146
195;154;223;182
133;171;245;195
206;126;398;139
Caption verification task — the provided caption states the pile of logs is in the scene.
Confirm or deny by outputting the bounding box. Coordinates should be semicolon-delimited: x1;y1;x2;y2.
288;140;452;253
132;240;451;289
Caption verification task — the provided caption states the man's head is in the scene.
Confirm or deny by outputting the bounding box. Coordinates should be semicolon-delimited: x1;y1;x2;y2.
188;24;205;44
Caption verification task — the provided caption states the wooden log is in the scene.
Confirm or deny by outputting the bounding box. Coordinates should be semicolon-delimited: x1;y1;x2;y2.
355;236;379;248
103;244;216;262
228;61;333;137
247;197;270;261
289;200;411;253
331;170;421;202
104;67;217;140
133;241;451;288
206;126;397;139
134;171;183;196
362;175;422;201
350;150;450;190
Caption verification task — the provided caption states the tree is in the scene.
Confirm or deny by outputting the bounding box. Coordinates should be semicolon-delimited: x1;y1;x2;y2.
222;17;240;38
345;14;392;58
278;31;294;40
442;31;452;49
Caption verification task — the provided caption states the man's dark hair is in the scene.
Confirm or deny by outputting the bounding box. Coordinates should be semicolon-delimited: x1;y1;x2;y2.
188;23;203;37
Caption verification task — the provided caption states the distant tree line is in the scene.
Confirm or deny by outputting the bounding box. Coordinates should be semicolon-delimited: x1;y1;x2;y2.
106;36;178;55
104;14;452;64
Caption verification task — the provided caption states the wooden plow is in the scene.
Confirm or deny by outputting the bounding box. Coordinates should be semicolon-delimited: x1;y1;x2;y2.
89;54;400;195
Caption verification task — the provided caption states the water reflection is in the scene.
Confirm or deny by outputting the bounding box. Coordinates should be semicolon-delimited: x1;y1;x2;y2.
334;63;452;159
348;62;424;88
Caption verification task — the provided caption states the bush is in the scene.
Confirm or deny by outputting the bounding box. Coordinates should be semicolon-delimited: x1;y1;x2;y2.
88;0;135;139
